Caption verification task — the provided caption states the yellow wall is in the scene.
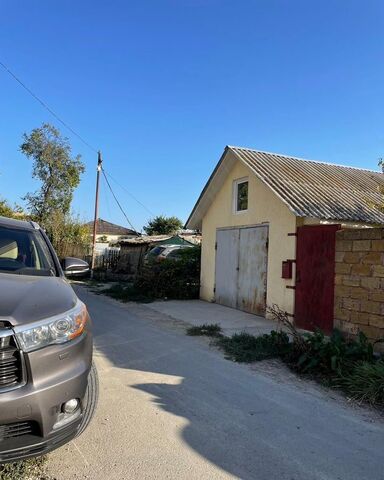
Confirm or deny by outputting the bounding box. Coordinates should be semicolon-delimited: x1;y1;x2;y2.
200;156;297;316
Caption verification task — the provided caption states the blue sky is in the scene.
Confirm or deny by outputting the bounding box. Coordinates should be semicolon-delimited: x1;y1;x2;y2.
1;0;383;230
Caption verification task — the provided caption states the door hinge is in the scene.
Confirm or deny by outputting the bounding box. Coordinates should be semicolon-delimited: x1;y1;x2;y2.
213;286;216;293
265;239;269;250
215;242;217;251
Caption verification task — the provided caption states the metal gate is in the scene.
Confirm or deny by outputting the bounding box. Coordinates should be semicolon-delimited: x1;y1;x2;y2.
295;224;340;333
215;225;268;315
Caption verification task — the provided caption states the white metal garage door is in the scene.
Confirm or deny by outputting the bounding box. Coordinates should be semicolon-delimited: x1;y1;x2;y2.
215;225;268;316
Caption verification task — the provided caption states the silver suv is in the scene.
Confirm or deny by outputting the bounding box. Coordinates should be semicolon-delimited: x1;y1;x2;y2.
0;216;98;463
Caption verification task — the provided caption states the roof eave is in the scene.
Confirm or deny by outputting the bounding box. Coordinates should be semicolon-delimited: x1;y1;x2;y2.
185;146;231;229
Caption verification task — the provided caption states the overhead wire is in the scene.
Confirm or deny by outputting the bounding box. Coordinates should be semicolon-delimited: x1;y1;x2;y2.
101;173;112;220
101;168;140;235
102;169;155;217
0;60;98;153
0;59;153;229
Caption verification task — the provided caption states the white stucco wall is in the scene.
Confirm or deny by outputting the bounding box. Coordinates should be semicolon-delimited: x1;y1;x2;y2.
200;156;297;316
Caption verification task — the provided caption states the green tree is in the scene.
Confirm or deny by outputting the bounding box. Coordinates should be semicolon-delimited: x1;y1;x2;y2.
0;198;16;218
143;215;183;235
0;198;26;219
48;211;90;258
20;123;84;223
19;123;88;257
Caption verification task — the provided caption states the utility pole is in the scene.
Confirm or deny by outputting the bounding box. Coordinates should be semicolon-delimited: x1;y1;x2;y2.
91;151;102;274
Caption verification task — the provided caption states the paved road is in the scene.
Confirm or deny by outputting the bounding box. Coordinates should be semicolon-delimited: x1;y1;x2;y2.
47;286;384;480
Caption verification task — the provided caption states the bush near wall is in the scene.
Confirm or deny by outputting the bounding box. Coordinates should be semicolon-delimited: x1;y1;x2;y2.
334;228;384;347
135;247;201;299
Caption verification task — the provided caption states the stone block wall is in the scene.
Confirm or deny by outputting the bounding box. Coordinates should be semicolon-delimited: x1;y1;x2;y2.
334;228;384;343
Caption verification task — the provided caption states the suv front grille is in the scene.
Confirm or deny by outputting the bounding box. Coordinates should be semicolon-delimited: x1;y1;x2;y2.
0;329;23;390
0;421;37;441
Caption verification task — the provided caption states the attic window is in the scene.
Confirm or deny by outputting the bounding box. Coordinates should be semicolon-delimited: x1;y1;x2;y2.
234;178;248;213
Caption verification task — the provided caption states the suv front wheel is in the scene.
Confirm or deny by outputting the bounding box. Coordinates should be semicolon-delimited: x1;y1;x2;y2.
77;362;99;437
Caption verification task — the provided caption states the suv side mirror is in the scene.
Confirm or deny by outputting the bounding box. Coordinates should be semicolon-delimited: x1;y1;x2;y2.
62;257;90;278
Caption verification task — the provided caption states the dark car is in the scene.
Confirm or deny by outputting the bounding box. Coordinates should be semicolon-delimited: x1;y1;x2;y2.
144;244;194;263
0;216;98;463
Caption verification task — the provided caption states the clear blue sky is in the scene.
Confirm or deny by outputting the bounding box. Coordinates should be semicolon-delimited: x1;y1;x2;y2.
1;0;383;231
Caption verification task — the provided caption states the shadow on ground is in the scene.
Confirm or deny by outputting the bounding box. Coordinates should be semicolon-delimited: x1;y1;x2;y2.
82;286;384;480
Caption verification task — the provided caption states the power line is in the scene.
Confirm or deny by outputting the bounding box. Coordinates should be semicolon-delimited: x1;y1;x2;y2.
1;59;148;231
103;169;155;217
101;168;140;234
101;172;112;219
0;60;98;153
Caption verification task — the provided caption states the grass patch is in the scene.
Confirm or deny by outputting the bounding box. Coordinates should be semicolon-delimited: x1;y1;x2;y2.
186;324;223;337
185;305;384;408
339;360;384;405
0;456;50;480
214;328;384;406
101;284;154;303
216;331;290;362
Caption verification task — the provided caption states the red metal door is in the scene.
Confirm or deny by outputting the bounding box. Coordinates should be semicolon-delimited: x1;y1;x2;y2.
295;224;340;333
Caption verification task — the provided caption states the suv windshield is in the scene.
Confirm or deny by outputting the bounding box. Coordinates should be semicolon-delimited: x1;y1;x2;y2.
0;226;56;276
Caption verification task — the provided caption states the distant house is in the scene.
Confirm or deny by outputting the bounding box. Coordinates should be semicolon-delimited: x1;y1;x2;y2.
86;218;138;244
186;146;384;332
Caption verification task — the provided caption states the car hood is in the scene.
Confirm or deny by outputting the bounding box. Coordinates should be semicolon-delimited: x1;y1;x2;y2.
0;273;77;327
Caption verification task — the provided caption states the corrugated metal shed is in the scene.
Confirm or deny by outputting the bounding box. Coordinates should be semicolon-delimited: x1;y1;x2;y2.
186;146;384;228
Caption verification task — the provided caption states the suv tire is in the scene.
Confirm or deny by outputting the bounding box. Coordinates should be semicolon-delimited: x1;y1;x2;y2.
77;362;99;436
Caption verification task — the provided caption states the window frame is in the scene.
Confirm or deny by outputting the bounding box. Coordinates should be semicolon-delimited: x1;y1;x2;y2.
0;225;59;276
233;177;249;214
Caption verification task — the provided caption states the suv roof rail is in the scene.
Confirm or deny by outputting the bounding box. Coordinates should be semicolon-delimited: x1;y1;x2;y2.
29;221;40;230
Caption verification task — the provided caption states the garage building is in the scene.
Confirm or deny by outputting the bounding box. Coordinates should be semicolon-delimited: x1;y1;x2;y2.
185;146;384;331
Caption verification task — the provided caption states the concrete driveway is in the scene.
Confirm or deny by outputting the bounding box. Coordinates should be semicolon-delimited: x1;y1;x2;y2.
146;299;278;336
47;287;384;480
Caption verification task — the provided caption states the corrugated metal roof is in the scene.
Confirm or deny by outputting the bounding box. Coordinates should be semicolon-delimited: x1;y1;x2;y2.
119;233;202;246
118;235;172;246
186;146;384;228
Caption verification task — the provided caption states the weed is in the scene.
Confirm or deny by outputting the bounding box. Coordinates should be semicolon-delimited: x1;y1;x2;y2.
287;329;375;376
216;331;290;363
102;284;154;303
339;360;384;405
0;456;50;480
188;303;384;407
186;324;223;337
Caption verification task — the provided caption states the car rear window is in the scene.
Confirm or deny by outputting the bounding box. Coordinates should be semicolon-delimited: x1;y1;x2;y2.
148;246;166;256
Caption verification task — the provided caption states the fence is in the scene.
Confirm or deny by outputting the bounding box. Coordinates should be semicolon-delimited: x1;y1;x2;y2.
84;250;121;271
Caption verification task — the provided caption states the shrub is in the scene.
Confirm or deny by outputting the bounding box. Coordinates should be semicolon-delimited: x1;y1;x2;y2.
216;331;290;363
340;360;384;405
287;330;374;376
187;324;223;337
99;247;200;302
135;247;200;300
184;302;384;406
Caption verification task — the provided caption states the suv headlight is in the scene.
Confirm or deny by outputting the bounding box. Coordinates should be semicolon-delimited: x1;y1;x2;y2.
15;301;88;353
